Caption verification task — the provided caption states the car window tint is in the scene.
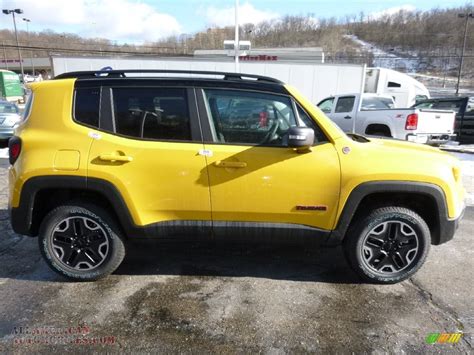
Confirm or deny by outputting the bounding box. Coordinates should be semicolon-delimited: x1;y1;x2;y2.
318;98;334;113
74;87;100;127
335;96;355;113
434;101;462;113
361;97;394;110
415;100;463;113
465;98;474;115
414;102;434;109
203;89;297;146
112;87;191;141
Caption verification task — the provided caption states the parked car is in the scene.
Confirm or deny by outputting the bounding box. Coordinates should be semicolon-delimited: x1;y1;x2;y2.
0;100;21;146
0;69;24;104
317;93;456;145
8;70;465;283
413;96;474;144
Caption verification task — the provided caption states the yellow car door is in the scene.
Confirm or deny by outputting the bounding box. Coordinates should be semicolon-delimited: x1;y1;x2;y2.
197;88;341;238
85;85;212;235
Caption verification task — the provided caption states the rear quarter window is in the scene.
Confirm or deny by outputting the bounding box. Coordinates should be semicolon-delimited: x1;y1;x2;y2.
74;87;100;127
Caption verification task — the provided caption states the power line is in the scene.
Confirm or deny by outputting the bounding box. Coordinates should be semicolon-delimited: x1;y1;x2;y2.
0;43;189;56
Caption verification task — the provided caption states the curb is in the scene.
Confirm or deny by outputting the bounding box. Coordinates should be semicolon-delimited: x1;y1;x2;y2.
440;147;474;155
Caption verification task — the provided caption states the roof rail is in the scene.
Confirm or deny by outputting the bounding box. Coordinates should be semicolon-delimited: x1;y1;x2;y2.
54;69;283;84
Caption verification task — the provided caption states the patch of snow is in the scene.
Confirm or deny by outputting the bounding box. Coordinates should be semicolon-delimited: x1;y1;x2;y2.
346;34;419;73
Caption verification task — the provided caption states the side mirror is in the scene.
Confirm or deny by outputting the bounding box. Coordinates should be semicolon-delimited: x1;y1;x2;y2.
288;127;314;149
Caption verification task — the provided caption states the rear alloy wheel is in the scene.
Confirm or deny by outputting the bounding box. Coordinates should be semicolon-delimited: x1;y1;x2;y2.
39;203;125;281
344;207;430;284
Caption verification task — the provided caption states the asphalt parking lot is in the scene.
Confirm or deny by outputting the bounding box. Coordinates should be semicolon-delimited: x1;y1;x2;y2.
0;155;473;353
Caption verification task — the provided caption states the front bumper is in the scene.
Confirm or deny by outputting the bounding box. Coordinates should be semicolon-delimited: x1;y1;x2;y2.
437;202;465;245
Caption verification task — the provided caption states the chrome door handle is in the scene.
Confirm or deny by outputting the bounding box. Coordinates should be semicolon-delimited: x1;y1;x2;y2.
214;161;247;168
99;153;133;162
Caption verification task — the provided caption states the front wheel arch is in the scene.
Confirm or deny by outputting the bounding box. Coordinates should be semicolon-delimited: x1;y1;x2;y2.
328;182;448;246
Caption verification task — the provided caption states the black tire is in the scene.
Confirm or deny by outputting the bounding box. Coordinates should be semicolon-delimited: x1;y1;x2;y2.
38;203;125;281
343;207;430;284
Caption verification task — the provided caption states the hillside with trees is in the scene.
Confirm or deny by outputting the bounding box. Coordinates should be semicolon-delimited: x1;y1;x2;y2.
0;4;472;81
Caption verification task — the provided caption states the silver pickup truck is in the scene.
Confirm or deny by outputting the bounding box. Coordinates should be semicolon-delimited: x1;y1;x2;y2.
317;93;456;145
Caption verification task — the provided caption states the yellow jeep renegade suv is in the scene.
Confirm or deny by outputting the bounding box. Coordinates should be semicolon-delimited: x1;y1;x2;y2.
8;70;465;283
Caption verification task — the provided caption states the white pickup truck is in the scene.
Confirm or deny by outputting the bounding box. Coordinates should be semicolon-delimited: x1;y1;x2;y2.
317;93;456;145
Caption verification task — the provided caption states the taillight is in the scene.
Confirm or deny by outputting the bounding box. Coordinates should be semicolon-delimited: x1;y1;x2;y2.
8;136;21;165
405;113;418;130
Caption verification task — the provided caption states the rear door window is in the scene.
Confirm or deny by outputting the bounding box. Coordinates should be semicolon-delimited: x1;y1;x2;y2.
111;87;191;141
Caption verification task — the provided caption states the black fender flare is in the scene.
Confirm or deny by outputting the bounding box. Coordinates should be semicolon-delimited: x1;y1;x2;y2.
326;181;451;246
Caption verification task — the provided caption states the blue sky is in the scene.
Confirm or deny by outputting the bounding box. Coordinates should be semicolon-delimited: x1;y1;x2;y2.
0;0;471;43
165;0;472;33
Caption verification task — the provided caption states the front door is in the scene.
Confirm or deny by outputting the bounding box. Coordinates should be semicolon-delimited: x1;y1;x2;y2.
85;85;212;234
197;88;341;238
330;95;356;133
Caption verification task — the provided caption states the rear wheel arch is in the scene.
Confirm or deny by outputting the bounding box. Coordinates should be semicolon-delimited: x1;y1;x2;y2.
365;124;392;137
13;176;134;238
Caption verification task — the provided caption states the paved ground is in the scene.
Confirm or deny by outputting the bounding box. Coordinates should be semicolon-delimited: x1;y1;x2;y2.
441;144;474;155
0;157;473;353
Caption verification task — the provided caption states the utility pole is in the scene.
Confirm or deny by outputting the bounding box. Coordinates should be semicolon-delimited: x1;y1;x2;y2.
2;9;25;80
2;41;7;69
456;12;473;96
234;0;239;73
23;18;34;75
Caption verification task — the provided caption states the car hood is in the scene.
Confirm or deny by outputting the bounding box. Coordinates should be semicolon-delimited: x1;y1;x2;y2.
357;137;461;173
368;137;442;155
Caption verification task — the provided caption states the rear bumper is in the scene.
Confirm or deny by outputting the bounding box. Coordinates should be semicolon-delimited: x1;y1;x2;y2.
0;128;14;140
406;133;456;145
437;202;465;245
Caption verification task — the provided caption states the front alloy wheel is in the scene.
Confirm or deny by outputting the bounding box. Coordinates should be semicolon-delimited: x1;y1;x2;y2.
344;207;430;284
361;221;419;274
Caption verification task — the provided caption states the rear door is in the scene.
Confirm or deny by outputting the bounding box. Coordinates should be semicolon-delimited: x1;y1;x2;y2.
83;83;212;235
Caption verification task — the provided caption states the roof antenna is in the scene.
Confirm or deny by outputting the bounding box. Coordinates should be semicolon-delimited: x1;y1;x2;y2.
95;66;113;77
